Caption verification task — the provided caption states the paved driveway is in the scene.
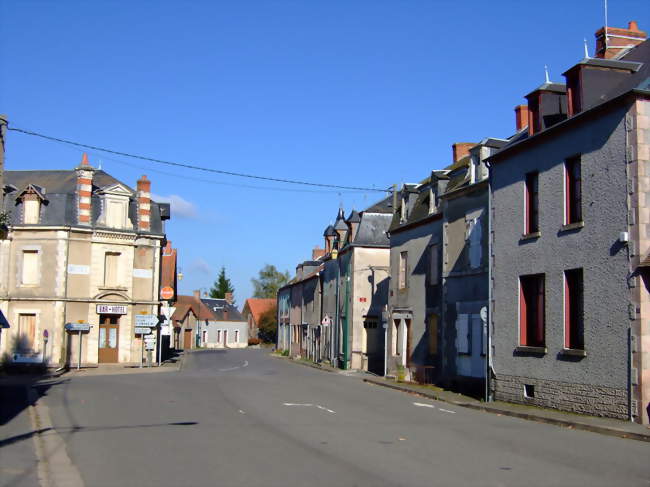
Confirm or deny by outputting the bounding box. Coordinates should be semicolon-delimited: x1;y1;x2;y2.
34;349;650;486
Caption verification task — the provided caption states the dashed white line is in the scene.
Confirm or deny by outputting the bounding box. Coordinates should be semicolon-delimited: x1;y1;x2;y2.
439;408;456;414
413;402;436;409
283;403;336;414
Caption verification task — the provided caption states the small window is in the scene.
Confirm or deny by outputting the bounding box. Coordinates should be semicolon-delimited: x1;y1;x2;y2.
456;314;471;354
564;268;584;350
565;157;582;224
525;172;539;234
24;199;40;224
104;252;120;287
427;245;439;286
22;250;39;285
398;251;408;289
428;188;437;214
524;384;535;398
520;274;545;347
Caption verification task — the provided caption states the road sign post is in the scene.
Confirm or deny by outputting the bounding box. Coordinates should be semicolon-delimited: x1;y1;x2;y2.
65;323;91;370
42;329;49;365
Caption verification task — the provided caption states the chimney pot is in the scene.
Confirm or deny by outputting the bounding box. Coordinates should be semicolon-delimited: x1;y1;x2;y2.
595;20;646;59
225;292;234;305
515;105;529;132
81;153;89;166
137;175;151;232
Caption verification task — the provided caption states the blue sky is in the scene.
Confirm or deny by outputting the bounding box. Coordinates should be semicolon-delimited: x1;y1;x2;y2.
1;0;648;304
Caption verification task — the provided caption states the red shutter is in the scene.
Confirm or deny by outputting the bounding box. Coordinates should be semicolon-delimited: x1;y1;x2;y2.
564;274;570;349
519;279;527;346
535;277;545;346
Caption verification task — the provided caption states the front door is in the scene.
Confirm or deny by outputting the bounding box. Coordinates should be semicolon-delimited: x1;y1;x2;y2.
98;315;119;363
183;329;192;350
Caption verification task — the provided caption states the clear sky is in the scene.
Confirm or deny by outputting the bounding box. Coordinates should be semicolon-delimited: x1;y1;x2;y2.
1;0;648;304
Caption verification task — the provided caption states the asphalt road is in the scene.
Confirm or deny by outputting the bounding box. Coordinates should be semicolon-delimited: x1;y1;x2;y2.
34;349;650;486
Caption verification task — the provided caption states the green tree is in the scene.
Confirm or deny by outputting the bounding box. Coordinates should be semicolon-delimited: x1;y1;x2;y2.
258;303;278;343
251;264;290;299
209;266;235;299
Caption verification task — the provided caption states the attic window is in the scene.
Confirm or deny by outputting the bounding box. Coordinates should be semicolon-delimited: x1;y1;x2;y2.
428;188;437;214
24;198;40;224
566;72;581;117
400;196;408;222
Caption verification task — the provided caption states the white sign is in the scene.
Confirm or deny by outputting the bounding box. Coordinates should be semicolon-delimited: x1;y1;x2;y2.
68;264;90;275
160;325;170;336
145;342;155;351
97;305;127;315
160;306;176;320
135;315;158;327
12;352;43;363
133;268;152;279
135;327;152;335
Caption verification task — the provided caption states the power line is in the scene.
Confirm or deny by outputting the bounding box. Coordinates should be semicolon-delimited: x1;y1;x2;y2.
8;126;390;193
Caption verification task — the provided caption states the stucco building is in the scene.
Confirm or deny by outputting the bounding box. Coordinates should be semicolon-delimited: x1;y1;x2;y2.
0;154;170;366
488;23;650;422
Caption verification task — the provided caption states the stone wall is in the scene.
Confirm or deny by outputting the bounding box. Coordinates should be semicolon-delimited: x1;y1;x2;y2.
494;374;628;419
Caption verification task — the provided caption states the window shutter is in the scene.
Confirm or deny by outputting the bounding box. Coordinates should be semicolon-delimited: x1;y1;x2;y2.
456;314;470;354
22;251;39;285
535;277;545;346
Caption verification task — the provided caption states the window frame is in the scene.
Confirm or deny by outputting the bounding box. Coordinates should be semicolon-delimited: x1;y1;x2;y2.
427;244;439;286
398;251;408;289
564;268;584;350
565;156;582;225
519;274;545;347
103;252;121;288
524;172;539;235
21;249;40;286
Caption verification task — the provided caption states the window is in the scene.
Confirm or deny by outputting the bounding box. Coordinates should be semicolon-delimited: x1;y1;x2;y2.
466;210;482;269
235;330;239;343
217;329;222;343
428;314;438;356
525;172;539;234
106;200;127;229
104;252;120;287
18;314;36;351
565;157;582;224
22;250;39;285
398;251;408;289
456;314;471;354
428;188;437;214
24;199;40;224
519;274;545;347
427;245;439;285
564;269;584;350
400;196;407;222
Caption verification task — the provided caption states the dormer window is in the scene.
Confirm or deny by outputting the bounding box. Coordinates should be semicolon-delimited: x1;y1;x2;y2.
97;184;134;230
400;196;408;222
428;188;437;215
17;184;46;225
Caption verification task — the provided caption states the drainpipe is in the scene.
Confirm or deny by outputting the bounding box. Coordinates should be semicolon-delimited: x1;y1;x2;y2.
333;258;340;368
343;265;350;370
486;156;493;402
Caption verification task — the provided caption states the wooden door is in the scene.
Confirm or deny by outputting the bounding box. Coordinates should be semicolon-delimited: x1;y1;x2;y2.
223;330;228;348
405;318;412;366
183;329;192;350
98;315;119;363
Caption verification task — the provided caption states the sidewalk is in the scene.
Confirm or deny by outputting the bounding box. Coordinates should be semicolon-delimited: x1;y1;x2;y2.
276;354;650;442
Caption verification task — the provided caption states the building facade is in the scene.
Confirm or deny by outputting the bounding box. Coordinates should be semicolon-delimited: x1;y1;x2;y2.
0;154;170;366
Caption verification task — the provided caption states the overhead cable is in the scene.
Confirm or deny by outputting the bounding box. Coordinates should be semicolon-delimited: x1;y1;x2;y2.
8;126;390;193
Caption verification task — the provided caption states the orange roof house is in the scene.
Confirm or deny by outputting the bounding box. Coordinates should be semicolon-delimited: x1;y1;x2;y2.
242;298;276;339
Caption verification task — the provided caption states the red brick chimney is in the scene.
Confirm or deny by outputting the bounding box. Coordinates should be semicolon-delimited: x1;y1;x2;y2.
515;105;529;132
225;292;234;305
137;175;151;232
595;21;646;59
312;246;326;260
75;153;95;225
452;143;475;163
193;290;201;300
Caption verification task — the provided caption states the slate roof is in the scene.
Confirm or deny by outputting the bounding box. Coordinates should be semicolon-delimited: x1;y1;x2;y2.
242;298;276;325
4;168;169;234
171;294;214;325
200;298;245;322
347;209;361;223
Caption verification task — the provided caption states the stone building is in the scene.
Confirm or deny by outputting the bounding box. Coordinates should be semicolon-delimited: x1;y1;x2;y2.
488;23;650;422
0;154;170;366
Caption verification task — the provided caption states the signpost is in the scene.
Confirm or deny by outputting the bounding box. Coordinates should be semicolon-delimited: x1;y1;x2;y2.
65;323;91;370
161;286;174;300
42;329;49;365
134;315;157;368
159;305;176;366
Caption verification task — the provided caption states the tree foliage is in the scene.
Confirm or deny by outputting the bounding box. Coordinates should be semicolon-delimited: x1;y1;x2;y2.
258;302;278;343
251;264;290;299
209;266;235;299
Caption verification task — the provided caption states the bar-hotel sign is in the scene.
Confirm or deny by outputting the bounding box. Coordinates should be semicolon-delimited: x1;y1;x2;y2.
96;304;127;315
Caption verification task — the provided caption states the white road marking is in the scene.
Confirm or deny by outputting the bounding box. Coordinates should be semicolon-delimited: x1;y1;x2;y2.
283;403;336;413
238;409;246;414
412;402;456;414
219;361;249;372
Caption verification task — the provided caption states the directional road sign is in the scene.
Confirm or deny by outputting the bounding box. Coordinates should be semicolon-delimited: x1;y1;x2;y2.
65;323;91;332
135;327;153;335
135;315;159;327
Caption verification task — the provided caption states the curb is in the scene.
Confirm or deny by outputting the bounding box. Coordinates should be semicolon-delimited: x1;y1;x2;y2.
363;378;650;443
271;354;337;373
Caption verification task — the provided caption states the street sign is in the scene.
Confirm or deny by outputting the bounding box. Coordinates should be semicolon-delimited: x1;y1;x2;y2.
43;329;49;339
160;305;176;320
145;342;155;351
160;324;170;336
134;327;153;335
65;323;91;332
96;304;127;315
0;310;9;329
135;315;158;327
160;286;174;300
